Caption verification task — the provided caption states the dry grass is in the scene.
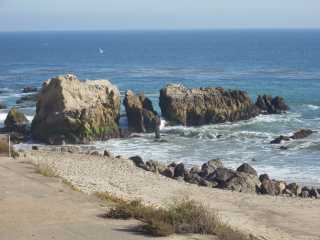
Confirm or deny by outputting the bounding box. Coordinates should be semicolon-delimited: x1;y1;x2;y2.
103;197;254;239
62;179;82;192
34;163;58;177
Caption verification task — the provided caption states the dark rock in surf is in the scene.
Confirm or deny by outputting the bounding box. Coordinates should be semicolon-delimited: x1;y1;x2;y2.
22;86;38;93
255;95;289;114
290;129;313;140
123;90;160;134
270;135;291;144
236;163;257;176
159;84;260;126
16;93;39;107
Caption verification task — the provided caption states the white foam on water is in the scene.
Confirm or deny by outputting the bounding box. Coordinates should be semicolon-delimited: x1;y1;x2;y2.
305;104;320;110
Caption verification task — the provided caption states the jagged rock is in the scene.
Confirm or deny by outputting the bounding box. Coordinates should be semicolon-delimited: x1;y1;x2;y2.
236;163;257;176
129;155;145;168
22;86;37;93
255;95;289;114
301;190;310;198
260;180;277;195
32;146;39;150
174;163;187;178
184;172;203;184
4;107;29;132
103;150;112;157
224;172;261;193
159;84;260;126
31;74;120;144
161;167;175;178
259;174;270;182
286;183;302;196
145;160;166;173
309;188;320;199
275;181;286;195
90;151;100;156
200;159;223;178
290;129;313;140
270;135;291;144
123;90;159;133
207;168;237;186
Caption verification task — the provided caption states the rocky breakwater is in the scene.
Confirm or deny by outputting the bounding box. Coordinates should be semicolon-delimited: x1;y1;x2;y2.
130;156;320;199
159;84;288;126
123;90;160;134
31;74;121;144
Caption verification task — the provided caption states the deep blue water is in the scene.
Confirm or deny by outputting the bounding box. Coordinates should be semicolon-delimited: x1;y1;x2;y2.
0;30;320;184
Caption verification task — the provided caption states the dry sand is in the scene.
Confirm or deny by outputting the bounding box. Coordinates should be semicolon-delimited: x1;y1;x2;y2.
20;150;320;240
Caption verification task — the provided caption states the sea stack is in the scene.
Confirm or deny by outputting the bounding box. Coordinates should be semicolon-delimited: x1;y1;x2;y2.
31;74;121;144
159;84;260;126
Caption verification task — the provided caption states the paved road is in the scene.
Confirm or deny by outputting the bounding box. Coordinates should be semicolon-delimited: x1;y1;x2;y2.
0;157;206;240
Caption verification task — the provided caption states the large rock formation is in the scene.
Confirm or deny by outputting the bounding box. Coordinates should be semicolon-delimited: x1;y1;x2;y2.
255;95;289;114
4;107;29;132
31;74;120;144
123;90;159;133
159;84;260;126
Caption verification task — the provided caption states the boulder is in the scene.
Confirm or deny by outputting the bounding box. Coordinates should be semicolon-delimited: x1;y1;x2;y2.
224;172;261;193
123;90;160;133
275;181;286;195
255;95;289;114
236;163;257;176
206;168;237;186
260;180;277;195
286;183;302;196
22;86;38;93
174;163;187;178
161;167;175;178
31;74;120;144
290;129;313;140
259;174;270;182
159;84;260;126
309;188;320;199
4;107;29;132
129;155;145;168
200;159;223;178
103;150;112;157
145;160;166;173
184;172;203;184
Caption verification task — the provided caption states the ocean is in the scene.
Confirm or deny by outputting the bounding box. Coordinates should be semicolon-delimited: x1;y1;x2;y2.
0;30;319;185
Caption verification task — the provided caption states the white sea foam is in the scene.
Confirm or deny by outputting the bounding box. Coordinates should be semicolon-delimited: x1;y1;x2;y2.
305;104;320;110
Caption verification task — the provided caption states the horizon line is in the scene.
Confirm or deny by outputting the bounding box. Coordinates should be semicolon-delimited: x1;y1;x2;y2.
1;27;320;33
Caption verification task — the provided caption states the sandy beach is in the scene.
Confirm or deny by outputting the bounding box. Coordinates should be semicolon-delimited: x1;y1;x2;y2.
16;150;320;240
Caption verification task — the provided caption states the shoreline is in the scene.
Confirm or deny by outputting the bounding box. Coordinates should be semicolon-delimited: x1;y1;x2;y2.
16;149;320;240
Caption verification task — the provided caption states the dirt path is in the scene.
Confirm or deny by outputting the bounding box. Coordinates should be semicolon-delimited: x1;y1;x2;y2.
0;157;207;240
22;151;320;240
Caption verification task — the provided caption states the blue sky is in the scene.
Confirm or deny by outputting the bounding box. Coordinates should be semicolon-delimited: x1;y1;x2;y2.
1;0;320;31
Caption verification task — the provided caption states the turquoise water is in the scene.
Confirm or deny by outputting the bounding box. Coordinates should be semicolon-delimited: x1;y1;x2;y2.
0;30;319;184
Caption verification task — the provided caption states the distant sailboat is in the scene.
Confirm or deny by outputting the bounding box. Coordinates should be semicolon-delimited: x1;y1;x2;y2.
98;48;104;54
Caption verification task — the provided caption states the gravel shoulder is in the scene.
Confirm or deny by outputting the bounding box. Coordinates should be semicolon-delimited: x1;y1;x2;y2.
0;156;208;240
19;150;320;240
